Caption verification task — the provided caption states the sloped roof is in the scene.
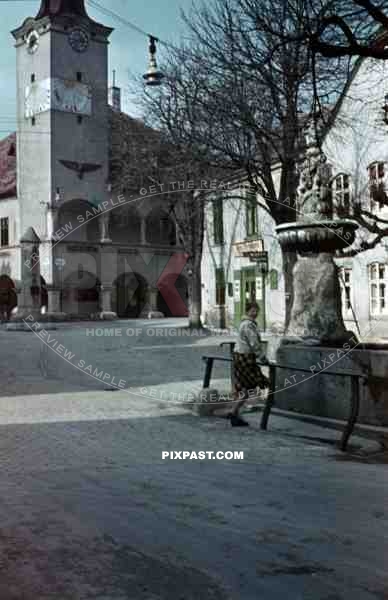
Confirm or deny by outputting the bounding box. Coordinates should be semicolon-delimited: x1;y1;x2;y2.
108;107;173;194
35;0;89;19
0;133;16;200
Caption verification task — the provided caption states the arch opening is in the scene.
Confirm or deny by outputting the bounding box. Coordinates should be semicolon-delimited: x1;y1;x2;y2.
112;272;148;318
61;270;100;318
57;199;99;242
157;274;189;317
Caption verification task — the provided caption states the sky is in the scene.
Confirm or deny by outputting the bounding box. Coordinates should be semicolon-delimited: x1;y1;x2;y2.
0;0;194;134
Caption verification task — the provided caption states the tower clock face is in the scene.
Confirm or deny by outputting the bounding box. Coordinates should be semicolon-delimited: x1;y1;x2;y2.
26;30;39;54
68;28;89;52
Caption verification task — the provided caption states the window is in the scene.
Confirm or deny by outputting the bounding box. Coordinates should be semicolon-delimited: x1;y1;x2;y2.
368;162;387;211
338;267;353;317
245;188;257;237
369;263;388;316
215;267;226;305
76;72;82;82
382;94;388;124
0;218;9;247
31;73;35;83
332;173;351;216
213;198;224;244
31;117;36;126
269;269;278;290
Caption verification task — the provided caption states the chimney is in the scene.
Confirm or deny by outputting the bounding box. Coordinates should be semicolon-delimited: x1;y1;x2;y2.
108;70;121;112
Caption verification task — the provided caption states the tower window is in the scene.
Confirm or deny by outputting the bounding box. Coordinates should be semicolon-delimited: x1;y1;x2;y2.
369;263;388;315
331;173;351;216
76;72;82;82
246;192;258;237
77;115;83;124
31;117;36;126
31;73;35;83
212;198;224;245
369;162;387;211
0;218;9;247
339;267;353;317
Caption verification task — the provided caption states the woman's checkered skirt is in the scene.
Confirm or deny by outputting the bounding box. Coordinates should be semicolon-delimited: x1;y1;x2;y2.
233;352;269;393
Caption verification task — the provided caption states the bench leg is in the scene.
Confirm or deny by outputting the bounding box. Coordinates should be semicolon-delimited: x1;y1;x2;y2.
340;375;360;452
260;365;276;430
203;358;214;389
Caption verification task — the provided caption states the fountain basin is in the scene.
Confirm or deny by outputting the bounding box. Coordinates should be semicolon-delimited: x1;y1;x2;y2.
276;220;358;253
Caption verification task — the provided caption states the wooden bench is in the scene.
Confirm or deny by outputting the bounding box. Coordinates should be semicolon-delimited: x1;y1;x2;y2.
202;343;368;451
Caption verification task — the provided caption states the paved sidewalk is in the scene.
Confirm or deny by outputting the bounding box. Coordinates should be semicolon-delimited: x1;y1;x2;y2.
0;382;381;455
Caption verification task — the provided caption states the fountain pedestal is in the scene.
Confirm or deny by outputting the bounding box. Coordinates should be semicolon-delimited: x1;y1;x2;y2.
273;133;364;418
277;220;358;346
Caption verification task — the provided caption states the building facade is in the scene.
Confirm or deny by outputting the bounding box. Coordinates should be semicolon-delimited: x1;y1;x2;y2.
201;179;286;333
202;55;388;340
0;0;189;320
323;55;388;340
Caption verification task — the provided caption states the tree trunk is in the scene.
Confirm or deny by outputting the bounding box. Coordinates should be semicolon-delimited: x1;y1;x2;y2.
282;249;297;331
188;260;203;329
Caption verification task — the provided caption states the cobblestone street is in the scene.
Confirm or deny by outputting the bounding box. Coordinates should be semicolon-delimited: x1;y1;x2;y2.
0;374;386;598
0;319;233;397
0;321;387;598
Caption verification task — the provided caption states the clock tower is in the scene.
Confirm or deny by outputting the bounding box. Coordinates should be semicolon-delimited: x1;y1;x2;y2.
11;0;113;291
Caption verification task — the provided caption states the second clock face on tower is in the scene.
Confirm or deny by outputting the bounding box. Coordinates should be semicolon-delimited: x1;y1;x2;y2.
26;30;39;54
68;28;89;53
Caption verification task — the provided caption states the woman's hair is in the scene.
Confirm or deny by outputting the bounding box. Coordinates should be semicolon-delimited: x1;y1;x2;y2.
246;301;259;313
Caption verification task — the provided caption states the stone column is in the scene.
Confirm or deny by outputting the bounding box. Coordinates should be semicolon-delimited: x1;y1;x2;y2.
8;228;42;330
99;285;116;320
140;218;147;245
100;213;111;244
45;287;66;321
98;226;116;320
47;288;60;312
140;288;164;319
149;289;159;311
46;207;57;241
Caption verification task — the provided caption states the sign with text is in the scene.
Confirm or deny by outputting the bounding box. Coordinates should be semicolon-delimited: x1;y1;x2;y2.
233;238;264;258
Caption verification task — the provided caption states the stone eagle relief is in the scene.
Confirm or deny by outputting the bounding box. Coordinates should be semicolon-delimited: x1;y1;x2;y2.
59;160;102;180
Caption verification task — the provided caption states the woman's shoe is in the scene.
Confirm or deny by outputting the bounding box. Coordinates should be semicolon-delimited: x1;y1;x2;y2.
230;414;249;427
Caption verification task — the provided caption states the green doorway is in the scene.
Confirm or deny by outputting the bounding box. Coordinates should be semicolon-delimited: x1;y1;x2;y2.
234;266;266;330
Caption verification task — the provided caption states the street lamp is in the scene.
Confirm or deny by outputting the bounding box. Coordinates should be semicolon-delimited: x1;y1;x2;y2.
143;36;164;87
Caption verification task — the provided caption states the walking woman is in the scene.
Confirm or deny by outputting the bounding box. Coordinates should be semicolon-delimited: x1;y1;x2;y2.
230;301;269;426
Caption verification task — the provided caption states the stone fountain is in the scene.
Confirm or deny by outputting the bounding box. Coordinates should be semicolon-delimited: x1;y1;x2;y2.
277;133;358;346
271;131;370;420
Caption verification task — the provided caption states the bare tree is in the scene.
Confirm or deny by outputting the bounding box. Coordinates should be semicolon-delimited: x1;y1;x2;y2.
136;0;350;326
321;58;388;259
109;107;214;328
288;0;388;60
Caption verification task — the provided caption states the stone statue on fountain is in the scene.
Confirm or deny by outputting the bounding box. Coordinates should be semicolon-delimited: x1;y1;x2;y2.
277;125;359;346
